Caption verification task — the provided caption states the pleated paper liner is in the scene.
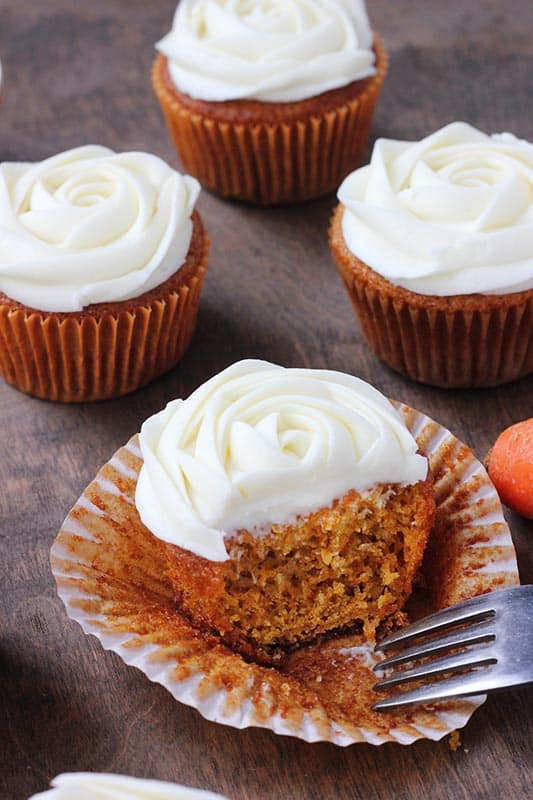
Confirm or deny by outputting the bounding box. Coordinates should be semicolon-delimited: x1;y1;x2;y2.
0;213;209;403
152;38;388;205
51;403;519;746
330;205;533;388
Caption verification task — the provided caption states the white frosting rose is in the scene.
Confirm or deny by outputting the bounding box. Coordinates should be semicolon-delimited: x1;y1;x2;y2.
338;122;533;296
136;360;427;561
29;773;228;800
156;0;376;103
0;146;200;312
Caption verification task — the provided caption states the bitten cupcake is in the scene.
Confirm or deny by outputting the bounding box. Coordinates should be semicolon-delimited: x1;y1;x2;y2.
330;122;533;388
29;773;228;799
152;0;388;205
0;146;209;402
135;360;434;663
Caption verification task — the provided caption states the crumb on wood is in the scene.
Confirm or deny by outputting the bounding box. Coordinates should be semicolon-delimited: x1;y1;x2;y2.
448;730;462;751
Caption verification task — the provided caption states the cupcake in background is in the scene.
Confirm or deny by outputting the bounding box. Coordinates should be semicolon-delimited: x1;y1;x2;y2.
330;122;533;388
0;146;209;402
29;772;229;799
152;0;387;205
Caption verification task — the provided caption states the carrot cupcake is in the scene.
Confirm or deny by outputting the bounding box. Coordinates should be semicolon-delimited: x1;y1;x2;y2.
0;146;209;402
29;773;228;799
152;0;388;205
330;122;533;388
135;360;434;662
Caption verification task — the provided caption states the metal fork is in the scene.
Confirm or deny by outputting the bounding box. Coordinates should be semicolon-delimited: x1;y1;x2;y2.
372;585;533;710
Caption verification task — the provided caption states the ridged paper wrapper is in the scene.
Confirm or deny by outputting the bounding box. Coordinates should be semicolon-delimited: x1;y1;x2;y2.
51;403;519;746
0;213;208;403
152;39;388;205
330;204;533;388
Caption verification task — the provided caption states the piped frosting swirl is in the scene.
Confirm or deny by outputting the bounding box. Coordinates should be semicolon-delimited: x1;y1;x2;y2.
136;360;428;561
0;146;200;312
338;122;533;296
29;773;228;800
156;0;376;103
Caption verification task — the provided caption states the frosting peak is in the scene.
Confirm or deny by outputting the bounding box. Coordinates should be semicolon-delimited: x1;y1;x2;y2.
135;360;428;561
156;0;376;103
29;773;228;800
338;122;533;296
0;146;200;312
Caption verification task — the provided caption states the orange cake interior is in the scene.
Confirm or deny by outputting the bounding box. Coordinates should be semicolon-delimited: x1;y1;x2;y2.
164;479;435;663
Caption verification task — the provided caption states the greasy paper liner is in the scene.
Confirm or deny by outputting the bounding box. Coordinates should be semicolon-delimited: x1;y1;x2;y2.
152;38;388;205
0;217;209;403
330;205;533;388
51;404;519;746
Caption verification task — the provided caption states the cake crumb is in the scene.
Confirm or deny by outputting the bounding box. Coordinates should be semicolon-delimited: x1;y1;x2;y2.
448;730;462;751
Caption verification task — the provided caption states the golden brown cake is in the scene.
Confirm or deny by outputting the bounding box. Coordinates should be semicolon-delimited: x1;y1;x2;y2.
135;360;435;663
330;123;533;388
0;147;209;402
152;2;388;204
165;481;434;662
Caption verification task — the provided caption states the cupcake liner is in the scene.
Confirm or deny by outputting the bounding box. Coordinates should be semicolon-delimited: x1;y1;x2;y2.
331;206;533;388
152;38;388;205
0;218;208;403
51;403;519;746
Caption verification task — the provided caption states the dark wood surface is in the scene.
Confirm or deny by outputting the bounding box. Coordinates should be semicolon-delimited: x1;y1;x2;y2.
1;2;532;798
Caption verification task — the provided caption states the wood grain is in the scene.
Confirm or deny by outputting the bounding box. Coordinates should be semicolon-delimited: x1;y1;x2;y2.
0;1;532;798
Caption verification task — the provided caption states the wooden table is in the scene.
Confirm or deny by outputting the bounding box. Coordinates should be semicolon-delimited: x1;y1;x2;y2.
1;2;532;798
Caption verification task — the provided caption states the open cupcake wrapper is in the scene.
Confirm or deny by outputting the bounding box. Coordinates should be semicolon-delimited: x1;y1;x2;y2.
51;403;519;746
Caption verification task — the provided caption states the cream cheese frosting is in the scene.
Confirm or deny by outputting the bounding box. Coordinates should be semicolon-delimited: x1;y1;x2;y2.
136;360;428;561
29;773;228;800
338;122;533;296
156;0;376;103
0;146;200;312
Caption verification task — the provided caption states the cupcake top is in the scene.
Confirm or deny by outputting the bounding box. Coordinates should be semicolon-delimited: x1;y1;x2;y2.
0;146;200;312
29;773;228;799
338;122;533;296
156;0;376;103
136;360;428;561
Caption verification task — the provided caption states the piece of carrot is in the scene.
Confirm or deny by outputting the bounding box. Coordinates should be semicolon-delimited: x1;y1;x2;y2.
487;418;533;519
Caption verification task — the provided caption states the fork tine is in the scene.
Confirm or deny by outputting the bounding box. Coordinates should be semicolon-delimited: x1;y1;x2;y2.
374;647;497;689
374;600;496;653
373;619;496;671
373;587;533;711
372;669;496;710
